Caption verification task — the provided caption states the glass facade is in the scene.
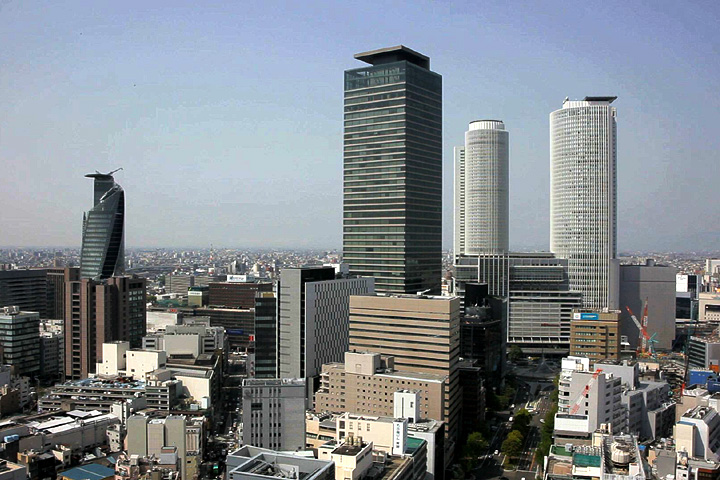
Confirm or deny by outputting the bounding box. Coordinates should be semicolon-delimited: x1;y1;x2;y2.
343;51;442;294
0;310;40;377
80;173;125;280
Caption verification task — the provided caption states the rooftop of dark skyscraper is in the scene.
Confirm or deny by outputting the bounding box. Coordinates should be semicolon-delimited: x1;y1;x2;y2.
354;45;430;69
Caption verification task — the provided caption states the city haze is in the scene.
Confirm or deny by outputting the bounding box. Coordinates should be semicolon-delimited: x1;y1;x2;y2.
1;1;718;251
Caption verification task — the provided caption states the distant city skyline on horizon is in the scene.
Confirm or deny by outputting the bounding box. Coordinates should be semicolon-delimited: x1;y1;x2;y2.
1;2;718;252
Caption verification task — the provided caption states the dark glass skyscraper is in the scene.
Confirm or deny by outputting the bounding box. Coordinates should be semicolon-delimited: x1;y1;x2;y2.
80;170;125;280
343;46;442;294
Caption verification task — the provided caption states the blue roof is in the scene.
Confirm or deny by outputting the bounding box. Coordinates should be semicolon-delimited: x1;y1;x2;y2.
60;464;115;480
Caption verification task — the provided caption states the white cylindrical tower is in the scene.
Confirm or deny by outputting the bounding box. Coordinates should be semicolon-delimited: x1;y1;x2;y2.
550;96;618;310
461;120;509;255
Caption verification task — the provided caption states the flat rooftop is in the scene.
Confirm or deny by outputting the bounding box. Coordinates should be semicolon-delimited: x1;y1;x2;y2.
354;45;430;69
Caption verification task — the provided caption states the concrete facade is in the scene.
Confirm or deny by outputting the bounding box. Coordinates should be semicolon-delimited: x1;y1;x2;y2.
278;267;374;389
348;295;461;450
314;352;446;424
619;260;677;351
241;378;306;451
569;310;621;364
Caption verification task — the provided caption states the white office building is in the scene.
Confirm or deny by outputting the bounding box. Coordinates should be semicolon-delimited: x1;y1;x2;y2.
550;96;619;311
241;378;306;452
555;356;625;441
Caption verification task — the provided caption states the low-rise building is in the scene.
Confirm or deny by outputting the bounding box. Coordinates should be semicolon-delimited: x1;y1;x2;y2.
226;446;334;480
0;460;27;480
688;335;720;372
38;378;147;413
142;324;226;357
597;360;675;440
544;431;648;480
318;436;427;480
335;412;443;480
314;352;446;424
114;453;181;480
126;413;205;480
676;450;720;480
0;409;119;458
96;341;167;381
57;463;115;480
676;405;720;461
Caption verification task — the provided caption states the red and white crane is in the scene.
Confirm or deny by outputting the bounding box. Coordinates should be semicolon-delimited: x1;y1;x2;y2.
626;305;651;354
568;369;603;415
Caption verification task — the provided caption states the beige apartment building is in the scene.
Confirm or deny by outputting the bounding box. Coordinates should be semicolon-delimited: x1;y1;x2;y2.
348;295;461;447
314;351;445;423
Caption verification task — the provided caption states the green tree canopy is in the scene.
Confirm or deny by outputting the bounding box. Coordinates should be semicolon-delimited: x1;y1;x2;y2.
502;430;524;459
509;345;524;362
512;408;532;436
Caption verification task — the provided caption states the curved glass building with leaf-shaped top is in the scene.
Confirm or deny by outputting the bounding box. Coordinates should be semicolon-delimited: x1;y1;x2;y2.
80;171;125;279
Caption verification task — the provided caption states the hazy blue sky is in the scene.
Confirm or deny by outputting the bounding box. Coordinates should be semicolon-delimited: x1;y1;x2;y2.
1;1;718;251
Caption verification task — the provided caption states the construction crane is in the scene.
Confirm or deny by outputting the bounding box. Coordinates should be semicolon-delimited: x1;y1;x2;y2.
569;369;603;415
626;306;650;354
626;302;659;358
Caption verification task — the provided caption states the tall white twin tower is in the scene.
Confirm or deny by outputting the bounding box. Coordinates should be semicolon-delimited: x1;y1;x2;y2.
454;97;618;311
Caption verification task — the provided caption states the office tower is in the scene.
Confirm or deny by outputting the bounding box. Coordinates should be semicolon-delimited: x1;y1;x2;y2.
348;295;460;457
0;306;40;377
619;259;676;351
454;120;509;256
47;267;79;320
40;331;63;382
80;170;125;280
165;274;195;295
506;254;583;354
208;280;273;308
253;292;277;378
241;378;306;451
550;97;619;310
197;306;255;351
126;414;199;480
0;269;48;317
64;276;147;379
277;266;374;391
342;45;442;294
459;284;505;383
569;310;621;364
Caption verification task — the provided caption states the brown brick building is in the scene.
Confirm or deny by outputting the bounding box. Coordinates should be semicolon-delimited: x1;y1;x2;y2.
569;310;621;364
314;351;445;422
348;295;461;453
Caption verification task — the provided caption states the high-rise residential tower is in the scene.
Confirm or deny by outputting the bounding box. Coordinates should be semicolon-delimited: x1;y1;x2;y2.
454;120;509;256
80;170;125;280
343;46;442;294
550;97;619;310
